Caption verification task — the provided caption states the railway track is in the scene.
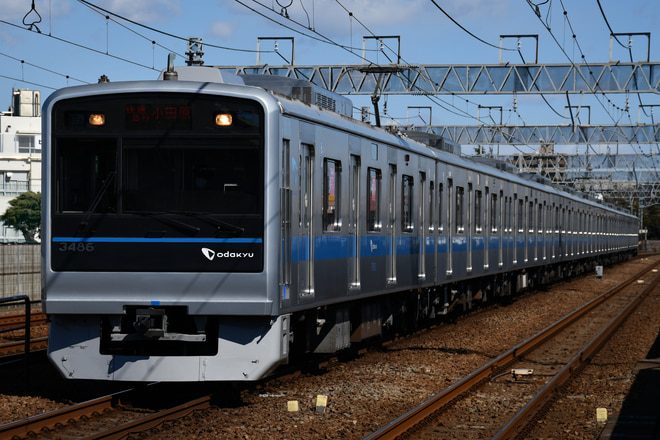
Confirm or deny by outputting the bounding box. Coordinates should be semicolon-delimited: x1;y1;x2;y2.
0;385;214;439
0;312;46;332
0;311;48;358
365;260;660;440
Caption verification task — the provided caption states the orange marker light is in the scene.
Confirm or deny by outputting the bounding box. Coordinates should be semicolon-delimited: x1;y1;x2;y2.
88;113;105;126
215;113;233;126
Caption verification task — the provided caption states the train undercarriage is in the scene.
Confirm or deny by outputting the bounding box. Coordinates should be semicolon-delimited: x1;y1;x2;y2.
290;250;637;359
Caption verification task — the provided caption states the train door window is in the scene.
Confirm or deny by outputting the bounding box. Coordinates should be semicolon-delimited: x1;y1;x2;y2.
367;168;382;232
517;199;524;234
323;159;341;232
474;190;482;233
456;186;465;234
402;175;414;233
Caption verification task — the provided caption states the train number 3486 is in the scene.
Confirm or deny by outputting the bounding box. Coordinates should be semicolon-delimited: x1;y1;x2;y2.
58;242;95;252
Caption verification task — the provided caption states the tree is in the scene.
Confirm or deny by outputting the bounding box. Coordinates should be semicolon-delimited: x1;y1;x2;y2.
1;191;41;242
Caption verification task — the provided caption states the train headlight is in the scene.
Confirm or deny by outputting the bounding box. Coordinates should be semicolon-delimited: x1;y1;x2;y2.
88;113;106;126
215;113;233;126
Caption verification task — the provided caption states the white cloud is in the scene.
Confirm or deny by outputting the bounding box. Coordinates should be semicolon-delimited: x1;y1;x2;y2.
207;20;239;40
96;0;182;23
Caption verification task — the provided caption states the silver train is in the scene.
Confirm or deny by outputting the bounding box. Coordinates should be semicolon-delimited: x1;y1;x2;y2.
41;66;638;381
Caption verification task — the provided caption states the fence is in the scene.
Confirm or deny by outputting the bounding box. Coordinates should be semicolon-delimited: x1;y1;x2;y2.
0;244;40;303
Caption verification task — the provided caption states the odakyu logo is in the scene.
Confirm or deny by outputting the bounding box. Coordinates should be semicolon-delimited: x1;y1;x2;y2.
201;247;254;261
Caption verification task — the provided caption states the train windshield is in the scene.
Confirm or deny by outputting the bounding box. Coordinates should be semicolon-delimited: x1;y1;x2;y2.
49;92;265;272
56;139;261;216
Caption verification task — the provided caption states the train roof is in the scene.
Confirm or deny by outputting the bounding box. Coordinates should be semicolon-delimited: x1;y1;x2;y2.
45;67;635;220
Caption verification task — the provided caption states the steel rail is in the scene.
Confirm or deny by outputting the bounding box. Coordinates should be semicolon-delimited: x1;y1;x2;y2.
493;272;660;439
82;395;211;439
0;394;116;438
0;312;46;332
364;260;660;440
0;385;210;440
0;336;48;356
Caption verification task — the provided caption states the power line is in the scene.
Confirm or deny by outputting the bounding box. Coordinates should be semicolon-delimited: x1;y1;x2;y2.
0;51;88;85
428;0;516;51
76;0;267;55
0;18;159;72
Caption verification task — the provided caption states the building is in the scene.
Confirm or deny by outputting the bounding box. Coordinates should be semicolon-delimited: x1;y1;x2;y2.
0;89;42;243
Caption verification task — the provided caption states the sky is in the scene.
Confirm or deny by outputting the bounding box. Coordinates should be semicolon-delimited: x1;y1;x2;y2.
1;0;659;155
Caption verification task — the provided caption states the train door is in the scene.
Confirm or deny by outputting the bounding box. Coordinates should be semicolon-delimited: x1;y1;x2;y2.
387;164;397;284
447;178;453;276
499;190;504;268
467;182;473;273
349;155;361;289
484;187;489;271
299;143;314;298
280;139;292;303
429;179;437;283
513;194;518;265
418;171;426;280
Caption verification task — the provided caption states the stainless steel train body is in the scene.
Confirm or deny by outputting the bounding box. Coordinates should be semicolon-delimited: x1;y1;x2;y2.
41;66;638;381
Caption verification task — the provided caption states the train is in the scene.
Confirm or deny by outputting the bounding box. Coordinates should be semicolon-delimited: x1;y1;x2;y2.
41;64;638;382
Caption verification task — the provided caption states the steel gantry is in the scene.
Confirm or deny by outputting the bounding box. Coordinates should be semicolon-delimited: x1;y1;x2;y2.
217;61;660;95
217;61;660;213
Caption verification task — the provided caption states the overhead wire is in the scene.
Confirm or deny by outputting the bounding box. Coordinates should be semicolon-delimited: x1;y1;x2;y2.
0;51;88;85
531;0;658;193
0;18;159;74
428;0;517;51
240;0;486;123
75;0;268;55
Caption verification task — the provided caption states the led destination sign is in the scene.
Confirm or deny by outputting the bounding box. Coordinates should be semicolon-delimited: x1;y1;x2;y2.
125;104;192;130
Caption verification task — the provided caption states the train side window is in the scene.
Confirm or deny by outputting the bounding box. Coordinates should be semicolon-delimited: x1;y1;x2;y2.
401;175;414;233
517;199;524;233
456;186;465;234
367;168;382;232
323;158;341;232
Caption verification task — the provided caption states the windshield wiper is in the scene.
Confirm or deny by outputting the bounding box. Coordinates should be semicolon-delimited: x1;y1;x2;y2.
126;211;201;235
77;171;117;233
178;212;245;236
